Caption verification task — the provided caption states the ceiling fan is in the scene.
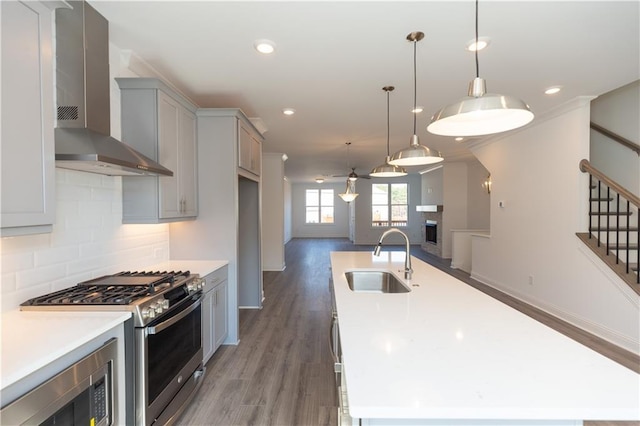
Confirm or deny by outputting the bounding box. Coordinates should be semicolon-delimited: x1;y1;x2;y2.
333;167;371;181
332;142;370;180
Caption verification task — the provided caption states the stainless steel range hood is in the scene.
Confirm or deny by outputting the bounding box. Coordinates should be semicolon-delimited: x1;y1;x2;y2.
54;1;173;177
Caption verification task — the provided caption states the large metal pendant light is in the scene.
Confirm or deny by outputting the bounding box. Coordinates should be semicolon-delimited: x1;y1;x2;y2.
427;0;534;136
370;86;407;177
389;32;443;167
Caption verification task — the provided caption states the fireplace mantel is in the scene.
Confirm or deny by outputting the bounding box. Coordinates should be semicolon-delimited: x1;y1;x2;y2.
416;205;443;212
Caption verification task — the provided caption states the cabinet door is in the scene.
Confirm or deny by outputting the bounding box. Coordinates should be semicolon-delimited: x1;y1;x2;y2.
238;122;253;173
179;108;197;217
214;281;228;350
158;91;181;219
250;133;262;176
1;1;55;236
202;289;215;364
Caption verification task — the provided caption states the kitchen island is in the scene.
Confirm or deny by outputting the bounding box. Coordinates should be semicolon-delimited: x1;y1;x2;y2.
330;251;640;425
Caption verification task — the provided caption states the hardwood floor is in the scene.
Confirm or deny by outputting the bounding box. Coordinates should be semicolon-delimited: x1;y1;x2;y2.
177;238;639;426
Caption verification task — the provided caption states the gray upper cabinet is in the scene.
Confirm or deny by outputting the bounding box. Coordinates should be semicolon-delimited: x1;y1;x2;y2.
1;1;62;236
238;120;262;178
117;78;198;223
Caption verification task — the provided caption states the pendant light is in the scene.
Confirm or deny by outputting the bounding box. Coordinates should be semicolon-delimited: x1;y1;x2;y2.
427;0;534;136
389;32;443;167
370;86;407;177
339;179;359;203
339;142;359;202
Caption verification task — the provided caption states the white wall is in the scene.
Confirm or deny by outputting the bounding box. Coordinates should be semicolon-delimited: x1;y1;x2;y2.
354;174;423;245
590;80;640;196
420;160;490;257
442;163;468;258
284;178;292;243
0;44;172;313
420;167;443;205
468;97;639;353
291;183;350;238
466;160;491;229
262;153;286;271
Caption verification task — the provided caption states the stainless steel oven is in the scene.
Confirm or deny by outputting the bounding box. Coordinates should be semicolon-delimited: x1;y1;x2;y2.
20;270;206;426
137;291;204;426
0;338;117;426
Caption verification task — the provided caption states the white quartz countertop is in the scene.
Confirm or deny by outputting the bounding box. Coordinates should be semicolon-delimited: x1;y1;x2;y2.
330;251;640;421
0;310;131;390
145;260;228;277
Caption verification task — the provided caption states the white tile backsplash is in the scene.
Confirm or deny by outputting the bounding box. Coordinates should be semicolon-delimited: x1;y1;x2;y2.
0;169;170;312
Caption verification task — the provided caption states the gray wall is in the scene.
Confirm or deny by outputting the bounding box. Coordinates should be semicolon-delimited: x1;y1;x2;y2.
353;174;424;245
590;80;640;196
291;182;350;238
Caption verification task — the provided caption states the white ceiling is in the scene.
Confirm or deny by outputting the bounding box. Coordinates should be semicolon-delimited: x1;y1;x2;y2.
91;1;639;183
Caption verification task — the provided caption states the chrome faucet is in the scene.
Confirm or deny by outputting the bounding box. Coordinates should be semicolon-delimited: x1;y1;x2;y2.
373;228;413;279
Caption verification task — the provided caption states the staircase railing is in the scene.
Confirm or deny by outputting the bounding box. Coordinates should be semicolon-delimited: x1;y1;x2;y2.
579;159;639;286
590;122;640;155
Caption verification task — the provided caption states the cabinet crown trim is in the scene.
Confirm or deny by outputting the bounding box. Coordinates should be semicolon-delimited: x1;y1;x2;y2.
116;77;197;113
197;108;264;140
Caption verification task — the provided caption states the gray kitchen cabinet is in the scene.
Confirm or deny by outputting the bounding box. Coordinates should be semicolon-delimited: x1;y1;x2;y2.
169;108;264;346
238;120;262;178
116;78;198;223
1;1;64;236
202;265;228;364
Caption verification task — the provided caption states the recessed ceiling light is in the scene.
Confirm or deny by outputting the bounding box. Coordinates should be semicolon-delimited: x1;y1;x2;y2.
282;108;295;116
411;106;424;113
544;86;562;95
466;37;491;51
254;39;276;54
315;178;324;183
455;137;464;142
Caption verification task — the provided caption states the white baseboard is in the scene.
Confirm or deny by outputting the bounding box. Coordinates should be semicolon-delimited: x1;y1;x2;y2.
263;263;286;272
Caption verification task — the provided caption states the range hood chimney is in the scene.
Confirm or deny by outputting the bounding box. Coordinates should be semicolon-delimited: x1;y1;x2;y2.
54;1;173;177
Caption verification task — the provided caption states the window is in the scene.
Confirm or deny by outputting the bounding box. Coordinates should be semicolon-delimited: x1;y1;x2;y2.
371;183;408;227
305;189;334;224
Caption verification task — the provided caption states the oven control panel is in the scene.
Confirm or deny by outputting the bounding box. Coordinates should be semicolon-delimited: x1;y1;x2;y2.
137;275;203;325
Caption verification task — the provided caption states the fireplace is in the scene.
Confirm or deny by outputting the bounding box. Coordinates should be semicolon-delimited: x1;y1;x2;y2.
419;206;443;257
425;221;437;244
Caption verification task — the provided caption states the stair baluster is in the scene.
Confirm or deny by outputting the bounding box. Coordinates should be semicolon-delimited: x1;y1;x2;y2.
578;159;640;291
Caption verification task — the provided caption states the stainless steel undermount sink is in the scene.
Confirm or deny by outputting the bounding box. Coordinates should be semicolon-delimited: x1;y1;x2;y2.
344;271;411;293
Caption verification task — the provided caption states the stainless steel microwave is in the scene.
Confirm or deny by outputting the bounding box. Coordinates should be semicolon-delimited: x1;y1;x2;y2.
0;338;117;425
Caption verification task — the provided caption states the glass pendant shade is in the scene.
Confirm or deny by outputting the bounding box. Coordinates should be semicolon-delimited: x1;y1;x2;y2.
427;78;534;136
339;180;358;202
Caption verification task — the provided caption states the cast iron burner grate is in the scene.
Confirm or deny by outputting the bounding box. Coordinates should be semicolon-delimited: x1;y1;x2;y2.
21;270;191;306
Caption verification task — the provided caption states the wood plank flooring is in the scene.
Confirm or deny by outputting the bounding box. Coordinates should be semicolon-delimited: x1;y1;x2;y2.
177;238;639;426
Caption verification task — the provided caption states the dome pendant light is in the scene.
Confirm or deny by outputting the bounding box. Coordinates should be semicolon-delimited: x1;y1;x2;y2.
370;86;407;178
427;0;534;137
389;32;443;167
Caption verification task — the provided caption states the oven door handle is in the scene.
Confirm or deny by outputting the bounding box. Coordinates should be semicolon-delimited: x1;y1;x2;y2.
148;297;201;335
